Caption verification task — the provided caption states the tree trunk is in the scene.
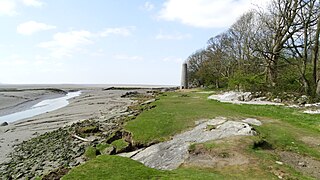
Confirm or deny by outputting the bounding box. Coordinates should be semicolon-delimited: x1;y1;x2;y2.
317;80;320;95
268;53;279;87
314;13;320;94
303;23;311;95
215;80;220;89
302;75;311;95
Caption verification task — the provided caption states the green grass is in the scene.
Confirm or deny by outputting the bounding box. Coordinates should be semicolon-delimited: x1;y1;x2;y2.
63;155;164;179
84;147;99;160
63;155;225;180
64;155;275;179
125;93;241;145
64;91;320;179
111;139;129;153
203;141;218;150
96;143;112;152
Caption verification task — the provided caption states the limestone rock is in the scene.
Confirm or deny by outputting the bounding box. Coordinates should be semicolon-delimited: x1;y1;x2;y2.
237;92;252;101
131;117;257;170
242;118;262;126
298;95;308;105
273;98;282;103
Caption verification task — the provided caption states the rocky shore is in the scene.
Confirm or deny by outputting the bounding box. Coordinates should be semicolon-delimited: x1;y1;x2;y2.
0;86;167;179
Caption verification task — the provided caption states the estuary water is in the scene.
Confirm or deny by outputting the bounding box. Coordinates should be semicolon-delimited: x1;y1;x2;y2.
0;91;81;124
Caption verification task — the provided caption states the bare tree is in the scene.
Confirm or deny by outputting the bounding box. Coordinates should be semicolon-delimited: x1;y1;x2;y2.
315;2;320;94
186;0;320;97
256;0;303;86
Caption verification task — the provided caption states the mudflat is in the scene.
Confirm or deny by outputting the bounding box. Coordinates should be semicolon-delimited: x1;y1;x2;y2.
0;85;135;163
0;88;66;116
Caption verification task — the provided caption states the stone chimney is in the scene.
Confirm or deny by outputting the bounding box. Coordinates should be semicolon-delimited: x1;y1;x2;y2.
181;63;188;89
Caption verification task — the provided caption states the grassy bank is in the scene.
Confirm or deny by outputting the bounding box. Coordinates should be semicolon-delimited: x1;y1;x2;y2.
64;90;320;179
63;155;226;179
125;92;319;145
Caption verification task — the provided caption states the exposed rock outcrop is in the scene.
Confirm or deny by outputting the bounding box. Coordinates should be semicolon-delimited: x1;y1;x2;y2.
129;117;261;170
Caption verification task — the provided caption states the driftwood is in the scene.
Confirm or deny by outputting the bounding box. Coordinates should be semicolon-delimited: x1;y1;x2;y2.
72;134;91;142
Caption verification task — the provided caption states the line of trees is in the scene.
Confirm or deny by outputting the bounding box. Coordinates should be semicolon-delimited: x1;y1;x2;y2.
187;0;320;98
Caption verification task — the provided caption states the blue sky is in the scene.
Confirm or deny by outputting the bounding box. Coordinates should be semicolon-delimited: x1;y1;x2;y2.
0;0;269;85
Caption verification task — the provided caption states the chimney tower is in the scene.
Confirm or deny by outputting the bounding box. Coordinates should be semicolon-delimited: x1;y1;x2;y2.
181;63;188;89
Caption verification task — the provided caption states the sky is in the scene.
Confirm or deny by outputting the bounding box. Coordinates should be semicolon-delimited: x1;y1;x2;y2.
0;0;269;85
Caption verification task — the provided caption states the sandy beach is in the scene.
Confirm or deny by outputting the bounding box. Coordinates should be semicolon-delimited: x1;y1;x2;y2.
0;85;137;164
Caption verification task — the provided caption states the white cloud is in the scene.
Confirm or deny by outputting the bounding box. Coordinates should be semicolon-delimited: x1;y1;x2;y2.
100;27;135;37
156;32;191;40
38;27;135;59
113;54;144;61
21;0;44;7
17;21;56;35
143;2;155;11
38;30;94;58
0;0;17;16
159;0;270;28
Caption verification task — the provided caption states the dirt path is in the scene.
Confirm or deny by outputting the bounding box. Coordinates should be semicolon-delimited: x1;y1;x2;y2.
279;151;320;179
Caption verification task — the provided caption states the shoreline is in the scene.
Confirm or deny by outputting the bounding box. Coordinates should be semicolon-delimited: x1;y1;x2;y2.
0;89;67;117
0;87;138;164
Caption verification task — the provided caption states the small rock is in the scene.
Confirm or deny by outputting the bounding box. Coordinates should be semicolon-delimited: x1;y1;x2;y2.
237;92;252;102
298;161;307;167
69;161;80;167
15;172;25;179
276;161;284;165
0;122;8;126
297;95;308;105
121;91;138;98
257;97;267;101
273;98;282;103
141;99;156;105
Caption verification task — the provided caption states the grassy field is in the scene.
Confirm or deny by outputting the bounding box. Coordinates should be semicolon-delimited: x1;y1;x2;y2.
64;90;320;179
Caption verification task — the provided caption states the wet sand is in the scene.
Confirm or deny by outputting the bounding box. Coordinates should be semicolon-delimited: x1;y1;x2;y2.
0;86;136;163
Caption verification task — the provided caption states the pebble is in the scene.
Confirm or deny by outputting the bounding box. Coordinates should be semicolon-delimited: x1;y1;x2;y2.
276;161;284;165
